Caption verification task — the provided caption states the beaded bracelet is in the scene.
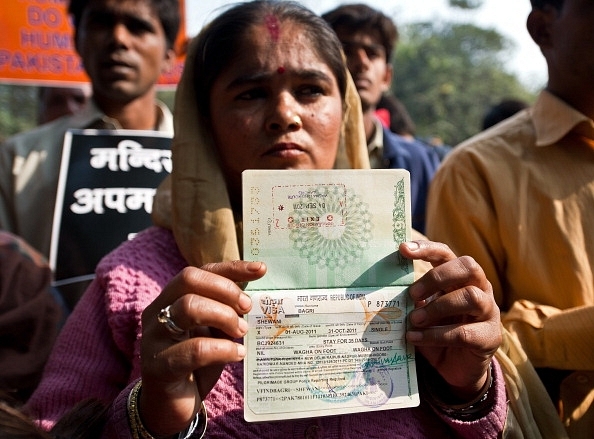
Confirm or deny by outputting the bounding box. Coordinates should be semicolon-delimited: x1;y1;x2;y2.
127;380;207;439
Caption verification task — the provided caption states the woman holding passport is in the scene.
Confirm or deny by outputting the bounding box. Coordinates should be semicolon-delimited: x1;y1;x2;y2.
26;1;507;437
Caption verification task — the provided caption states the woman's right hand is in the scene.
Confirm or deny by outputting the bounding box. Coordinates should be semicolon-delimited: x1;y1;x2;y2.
138;260;266;437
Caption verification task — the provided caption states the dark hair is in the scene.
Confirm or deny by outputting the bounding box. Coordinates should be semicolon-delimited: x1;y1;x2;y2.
530;0;564;10
322;4;398;63
0;400;52;439
377;94;416;136
0;393;106;439
68;0;181;49
193;0;347;119
482;99;529;130
49;398;108;439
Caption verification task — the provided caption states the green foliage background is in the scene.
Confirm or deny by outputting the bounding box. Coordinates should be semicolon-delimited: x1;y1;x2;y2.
0;86;176;143
393;21;538;147
0;85;37;143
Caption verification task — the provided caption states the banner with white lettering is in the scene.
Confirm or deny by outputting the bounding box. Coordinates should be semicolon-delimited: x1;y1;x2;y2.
50;129;172;288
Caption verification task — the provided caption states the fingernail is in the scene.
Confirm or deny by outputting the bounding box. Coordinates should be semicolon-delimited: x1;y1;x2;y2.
408;284;425;301
237;343;247;358
410;308;427;325
247;261;262;272
239;293;252;311
238;317;249;334
404;241;420;251
407;331;422;342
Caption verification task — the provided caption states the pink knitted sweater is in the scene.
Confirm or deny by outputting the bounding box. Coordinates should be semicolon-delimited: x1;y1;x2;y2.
26;227;507;438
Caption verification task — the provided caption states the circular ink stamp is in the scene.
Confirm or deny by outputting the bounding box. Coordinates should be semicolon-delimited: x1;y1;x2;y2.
355;366;393;408
288;184;372;270
305;361;363;404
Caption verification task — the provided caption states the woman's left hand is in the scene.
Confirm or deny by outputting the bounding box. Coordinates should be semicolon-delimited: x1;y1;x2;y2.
399;240;501;401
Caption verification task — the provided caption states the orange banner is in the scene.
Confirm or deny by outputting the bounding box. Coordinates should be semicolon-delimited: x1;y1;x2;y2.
0;0;186;87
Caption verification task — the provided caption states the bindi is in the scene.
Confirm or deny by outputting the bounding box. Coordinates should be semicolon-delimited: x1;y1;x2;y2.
277;66;285;74
264;14;281;42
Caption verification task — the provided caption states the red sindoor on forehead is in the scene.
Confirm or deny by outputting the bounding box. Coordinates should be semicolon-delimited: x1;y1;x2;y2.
265;14;284;74
265;14;281;42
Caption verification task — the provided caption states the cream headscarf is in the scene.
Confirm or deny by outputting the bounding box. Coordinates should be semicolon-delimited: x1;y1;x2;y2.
152;30;370;268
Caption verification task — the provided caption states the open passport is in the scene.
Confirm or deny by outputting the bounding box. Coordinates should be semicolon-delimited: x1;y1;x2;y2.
242;169;419;422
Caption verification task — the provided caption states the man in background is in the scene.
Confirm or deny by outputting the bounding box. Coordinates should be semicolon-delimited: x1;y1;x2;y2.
323;4;440;233
37;85;92;125
0;231;64;404
0;0;179;260
0;0;180;310
481;98;529;131
426;0;594;436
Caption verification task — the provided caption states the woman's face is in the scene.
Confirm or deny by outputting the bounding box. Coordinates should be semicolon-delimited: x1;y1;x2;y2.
209;19;343;195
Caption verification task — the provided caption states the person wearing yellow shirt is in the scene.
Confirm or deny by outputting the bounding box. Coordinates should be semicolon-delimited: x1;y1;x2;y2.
426;0;594;437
